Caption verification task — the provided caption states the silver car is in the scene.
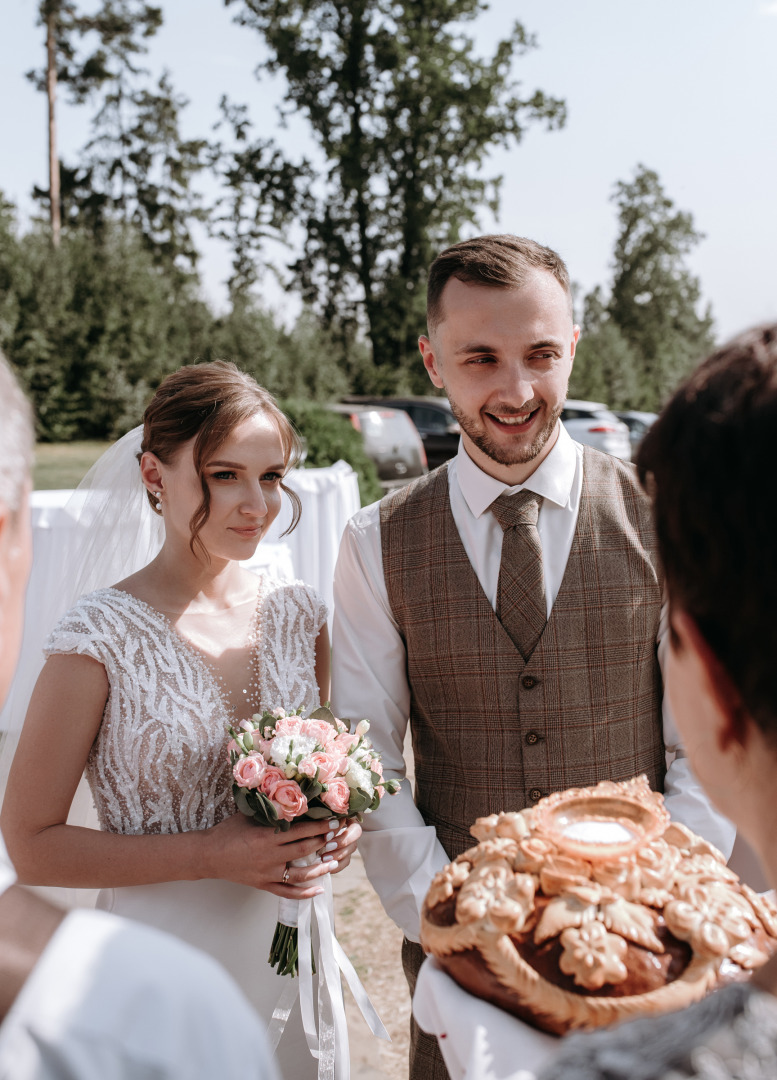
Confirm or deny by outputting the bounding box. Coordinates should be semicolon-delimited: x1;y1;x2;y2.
561;400;632;460
327;403;428;492
616;410;658;458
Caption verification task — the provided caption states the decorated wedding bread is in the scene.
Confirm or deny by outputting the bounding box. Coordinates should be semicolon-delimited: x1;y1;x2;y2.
420;776;777;1035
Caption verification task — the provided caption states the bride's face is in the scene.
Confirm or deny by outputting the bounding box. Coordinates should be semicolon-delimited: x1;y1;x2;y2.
153;412;286;563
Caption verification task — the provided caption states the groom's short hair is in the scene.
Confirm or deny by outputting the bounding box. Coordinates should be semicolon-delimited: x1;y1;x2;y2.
0;351;34;513
637;323;777;739
426;234;572;331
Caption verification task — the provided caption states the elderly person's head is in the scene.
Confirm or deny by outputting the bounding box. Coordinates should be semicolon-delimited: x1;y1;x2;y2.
0;353;34;704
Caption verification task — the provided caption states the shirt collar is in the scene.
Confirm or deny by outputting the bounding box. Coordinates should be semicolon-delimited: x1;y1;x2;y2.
455;422;578;519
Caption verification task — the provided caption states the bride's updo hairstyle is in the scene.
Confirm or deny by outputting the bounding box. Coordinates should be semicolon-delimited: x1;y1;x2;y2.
140;361;303;556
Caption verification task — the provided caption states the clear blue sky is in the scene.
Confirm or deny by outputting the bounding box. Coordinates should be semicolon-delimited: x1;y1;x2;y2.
2;0;776;341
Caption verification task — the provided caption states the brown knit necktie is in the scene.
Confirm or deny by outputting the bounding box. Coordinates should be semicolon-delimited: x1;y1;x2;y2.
490;490;546;661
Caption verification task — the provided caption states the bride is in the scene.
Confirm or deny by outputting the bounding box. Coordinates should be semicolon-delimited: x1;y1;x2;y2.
0;361;361;1077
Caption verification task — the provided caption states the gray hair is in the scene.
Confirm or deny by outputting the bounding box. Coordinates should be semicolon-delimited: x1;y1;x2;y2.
0;352;35;511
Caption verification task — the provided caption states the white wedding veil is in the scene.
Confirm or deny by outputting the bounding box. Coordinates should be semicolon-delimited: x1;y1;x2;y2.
0;425;164;833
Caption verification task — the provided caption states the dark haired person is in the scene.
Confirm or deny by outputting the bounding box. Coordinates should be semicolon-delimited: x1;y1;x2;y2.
331;234;733;1079
539;323;777;1080
0;353;282;1079
1;361;361;1079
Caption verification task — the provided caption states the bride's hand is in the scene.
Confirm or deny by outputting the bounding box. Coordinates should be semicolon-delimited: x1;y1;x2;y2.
203;814;343;899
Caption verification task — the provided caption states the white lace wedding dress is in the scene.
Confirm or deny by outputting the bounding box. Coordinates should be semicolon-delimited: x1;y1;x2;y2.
44;577;327;1079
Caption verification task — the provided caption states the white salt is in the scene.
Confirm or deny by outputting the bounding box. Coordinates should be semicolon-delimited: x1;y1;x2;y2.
562;820;636;844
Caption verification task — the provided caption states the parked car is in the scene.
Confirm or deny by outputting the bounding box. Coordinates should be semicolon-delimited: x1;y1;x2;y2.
616;410;658;458
560;400;631;460
326;403;428;492
341;396;460;469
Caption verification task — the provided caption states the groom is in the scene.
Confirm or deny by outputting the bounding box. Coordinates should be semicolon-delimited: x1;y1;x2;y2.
331;234;734;1079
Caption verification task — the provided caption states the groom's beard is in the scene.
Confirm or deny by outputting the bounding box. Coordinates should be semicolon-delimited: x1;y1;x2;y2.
447;398;563;467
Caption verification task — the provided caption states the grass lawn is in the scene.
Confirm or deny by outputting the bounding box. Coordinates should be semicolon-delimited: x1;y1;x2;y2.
34;441;113;491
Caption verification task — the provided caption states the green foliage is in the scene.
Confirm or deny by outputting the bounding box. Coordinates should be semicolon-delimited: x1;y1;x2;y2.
607;165;714;410
209;97;311;299
278;399;382;506
0;208;212;440
572;167;715;413
30;1;207;270
569;287;640;409
226;0;565;377
205;304;351;403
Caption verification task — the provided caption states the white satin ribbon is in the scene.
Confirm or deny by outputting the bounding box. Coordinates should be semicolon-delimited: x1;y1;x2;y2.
269;865;390;1079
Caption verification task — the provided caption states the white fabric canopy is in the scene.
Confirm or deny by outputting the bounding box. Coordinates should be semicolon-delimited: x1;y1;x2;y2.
0;459;359;740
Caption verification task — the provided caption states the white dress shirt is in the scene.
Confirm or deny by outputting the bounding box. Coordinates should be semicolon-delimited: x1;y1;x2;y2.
0;837;278;1080
331;428;735;943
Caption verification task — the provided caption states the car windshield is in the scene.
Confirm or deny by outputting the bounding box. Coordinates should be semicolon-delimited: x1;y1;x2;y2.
408;406;452;432
360;410;413;439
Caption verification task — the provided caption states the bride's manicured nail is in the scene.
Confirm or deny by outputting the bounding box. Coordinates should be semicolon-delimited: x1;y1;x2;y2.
322;854;335;863
325;831;335;842
328;818;339;828
323;841;338;853
335;825;347;837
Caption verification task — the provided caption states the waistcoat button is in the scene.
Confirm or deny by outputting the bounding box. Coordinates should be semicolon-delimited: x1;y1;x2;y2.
522;675;538;689
529;788;543;802
525;731;540;745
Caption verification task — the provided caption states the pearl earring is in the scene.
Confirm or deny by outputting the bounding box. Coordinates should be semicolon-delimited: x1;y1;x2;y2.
153;491;162;511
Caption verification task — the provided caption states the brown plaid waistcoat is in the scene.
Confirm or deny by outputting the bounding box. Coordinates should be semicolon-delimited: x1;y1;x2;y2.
380;446;665;861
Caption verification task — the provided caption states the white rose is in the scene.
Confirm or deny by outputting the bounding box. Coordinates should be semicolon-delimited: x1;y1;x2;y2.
345;760;373;795
269;733;318;766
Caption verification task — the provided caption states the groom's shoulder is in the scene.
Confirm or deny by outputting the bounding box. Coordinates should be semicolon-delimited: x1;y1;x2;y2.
378;462;450;519
346;463;450;536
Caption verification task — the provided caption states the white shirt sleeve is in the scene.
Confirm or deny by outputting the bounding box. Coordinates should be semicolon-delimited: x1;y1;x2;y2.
657;601;736;858
331;510;450;943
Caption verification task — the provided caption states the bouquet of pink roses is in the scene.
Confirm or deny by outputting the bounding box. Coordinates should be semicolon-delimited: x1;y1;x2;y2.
227;704;400;976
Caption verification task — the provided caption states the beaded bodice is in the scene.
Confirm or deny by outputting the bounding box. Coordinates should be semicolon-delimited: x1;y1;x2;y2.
44;581;326;836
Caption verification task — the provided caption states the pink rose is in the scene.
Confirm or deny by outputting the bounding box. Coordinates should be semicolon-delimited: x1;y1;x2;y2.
271;780;308;822
299;719;336;749
227;738;240;756
376;785;385;799
261;766;288;798
367;757;383;777
308;752;340;784
233;753;266;789
334;732;360;754
337;757;350;775
274;717;303;737
297;756;318;779
321;778;351;815
252;737;273;759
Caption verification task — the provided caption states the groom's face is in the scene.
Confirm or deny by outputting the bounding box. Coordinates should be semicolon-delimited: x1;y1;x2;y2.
419;271;579;483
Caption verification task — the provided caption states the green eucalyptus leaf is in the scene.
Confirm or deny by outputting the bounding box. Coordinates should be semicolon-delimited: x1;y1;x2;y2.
348;789;371;814
307;705;339;729
233;785;254;818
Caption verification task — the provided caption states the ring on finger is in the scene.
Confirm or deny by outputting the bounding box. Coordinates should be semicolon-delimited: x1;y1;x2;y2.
281;865;291;885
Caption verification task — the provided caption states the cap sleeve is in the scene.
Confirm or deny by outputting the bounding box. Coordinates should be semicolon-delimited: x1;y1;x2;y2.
314;588;328;634
43;593;115;671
